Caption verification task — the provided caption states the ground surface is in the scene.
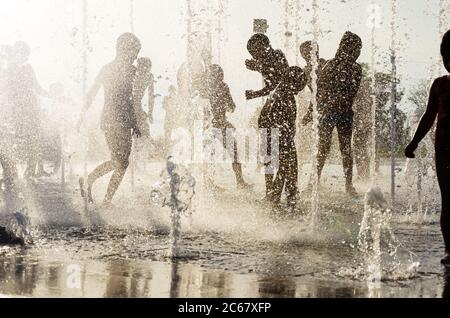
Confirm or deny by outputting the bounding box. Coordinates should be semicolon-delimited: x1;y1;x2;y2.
0;162;448;298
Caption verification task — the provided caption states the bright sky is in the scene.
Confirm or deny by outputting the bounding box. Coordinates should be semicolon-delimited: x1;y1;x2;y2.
1;0;449;134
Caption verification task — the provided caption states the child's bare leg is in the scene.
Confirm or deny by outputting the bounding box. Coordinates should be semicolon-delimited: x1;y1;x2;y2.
83;160;115;203
437;155;450;263
104;161;128;203
317;123;333;181
102;126;132;204
231;143;251;188
24;158;37;179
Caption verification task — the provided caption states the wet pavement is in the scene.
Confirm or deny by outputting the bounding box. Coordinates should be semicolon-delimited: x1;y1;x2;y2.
0;163;449;298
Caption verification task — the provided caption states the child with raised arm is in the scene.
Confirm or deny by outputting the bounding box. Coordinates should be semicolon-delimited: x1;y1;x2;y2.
405;30;450;266
270;66;307;209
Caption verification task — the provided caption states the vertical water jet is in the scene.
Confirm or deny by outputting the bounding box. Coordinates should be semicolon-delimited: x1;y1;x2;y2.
129;0;136;192
389;0;398;206
369;3;377;186
294;1;301;66
217;0;224;64
81;0;89;211
309;0;320;230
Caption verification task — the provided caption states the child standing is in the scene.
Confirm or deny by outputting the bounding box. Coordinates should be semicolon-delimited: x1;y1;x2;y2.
405;30;450;266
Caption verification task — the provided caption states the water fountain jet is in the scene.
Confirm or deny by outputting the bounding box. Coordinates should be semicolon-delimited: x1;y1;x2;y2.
308;0;320;231
151;157;196;259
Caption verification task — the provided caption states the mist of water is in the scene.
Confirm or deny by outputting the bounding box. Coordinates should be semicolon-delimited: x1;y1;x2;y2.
308;0;320;231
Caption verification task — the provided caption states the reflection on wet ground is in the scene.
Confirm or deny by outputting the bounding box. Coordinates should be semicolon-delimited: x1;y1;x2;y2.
0;167;449;298
0;223;448;298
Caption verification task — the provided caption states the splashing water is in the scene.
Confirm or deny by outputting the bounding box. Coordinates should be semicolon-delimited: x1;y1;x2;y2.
80;0;89;205
150;157;196;258
403;156;439;224
0;210;33;245
389;0;398;205
358;188;387;285
369;2;377;186
216;0;225;64
0;149;33;245
358;188;420;289
308;0;320;231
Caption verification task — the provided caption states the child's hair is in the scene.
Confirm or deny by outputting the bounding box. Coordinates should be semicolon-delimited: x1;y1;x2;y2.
116;33;141;55
247;33;270;58
337;31;362;61
135;58;152;89
441;29;450;71
137;57;152;71
300;41;319;61
209;64;224;82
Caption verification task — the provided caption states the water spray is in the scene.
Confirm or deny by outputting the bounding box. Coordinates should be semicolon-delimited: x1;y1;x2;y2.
151;157;196;259
129;0;137;192
217;0;224;64
81;0;90;214
369;3;378;186
389;0;398;207
294;1;301;66
283;0;290;58
309;0;320;230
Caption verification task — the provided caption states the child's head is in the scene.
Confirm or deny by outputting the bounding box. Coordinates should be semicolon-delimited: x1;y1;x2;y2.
209;64;224;82
247;33;270;60
282;66;306;95
336;31;362;62
116;33;141;64
137;57;152;73
441;29;450;73
300;41;319;63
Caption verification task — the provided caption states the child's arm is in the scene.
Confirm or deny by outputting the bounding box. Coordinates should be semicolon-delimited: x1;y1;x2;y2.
130;67;141;138
302;103;313;126
83;69;104;112
246;51;289;100
223;84;236;113
245;78;275;100
346;64;363;111
245;59;262;72
147;75;155;123
405;79;439;158
77;68;104;131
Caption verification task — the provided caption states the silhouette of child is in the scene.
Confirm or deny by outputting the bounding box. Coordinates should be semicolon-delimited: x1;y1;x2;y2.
312;31;363;195
3;41;49;179
245;33;289;197
405;30;450;266
245;33;289;101
199;64;251;189
299;41;327;92
133;57;154;137
78;33;142;206
269;66;307;209
300;41;328;126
